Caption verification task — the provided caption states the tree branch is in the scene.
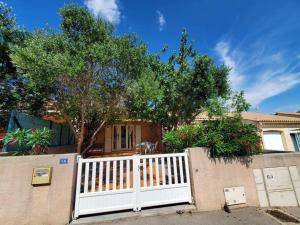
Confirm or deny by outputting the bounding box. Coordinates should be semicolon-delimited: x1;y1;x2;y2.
81;120;106;157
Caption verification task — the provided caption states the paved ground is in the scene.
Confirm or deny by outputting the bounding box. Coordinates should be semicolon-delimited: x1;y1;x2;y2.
72;206;299;225
280;207;300;219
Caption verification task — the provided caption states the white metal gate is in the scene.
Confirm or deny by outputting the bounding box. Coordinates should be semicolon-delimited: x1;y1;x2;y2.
74;152;192;218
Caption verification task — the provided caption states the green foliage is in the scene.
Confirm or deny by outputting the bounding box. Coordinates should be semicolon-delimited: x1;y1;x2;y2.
0;2;45;127
163;115;262;157
4;128;52;155
10;4;150;153
26;128;52;148
127;30;230;131
3;128;28;148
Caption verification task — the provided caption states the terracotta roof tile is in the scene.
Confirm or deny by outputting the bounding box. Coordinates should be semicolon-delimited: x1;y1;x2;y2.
275;112;300;118
241;112;300;122
195;111;300;123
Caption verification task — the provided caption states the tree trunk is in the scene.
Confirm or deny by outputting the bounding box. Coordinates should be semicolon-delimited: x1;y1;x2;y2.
81;120;106;157
76;108;85;154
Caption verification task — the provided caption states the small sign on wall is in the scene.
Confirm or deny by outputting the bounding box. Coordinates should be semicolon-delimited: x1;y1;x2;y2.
59;158;68;165
32;167;52;186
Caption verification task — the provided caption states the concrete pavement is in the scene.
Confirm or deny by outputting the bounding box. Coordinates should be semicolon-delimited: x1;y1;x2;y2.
71;206;292;225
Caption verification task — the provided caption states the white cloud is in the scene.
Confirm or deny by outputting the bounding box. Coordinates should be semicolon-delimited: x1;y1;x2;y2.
215;41;300;108
215;41;244;91
85;0;121;24
156;10;166;31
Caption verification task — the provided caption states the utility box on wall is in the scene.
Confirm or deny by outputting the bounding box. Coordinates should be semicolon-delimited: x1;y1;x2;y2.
224;186;246;205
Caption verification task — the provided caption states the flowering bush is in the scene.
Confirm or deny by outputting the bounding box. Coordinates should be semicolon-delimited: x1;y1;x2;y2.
163;116;262;157
4;128;52;155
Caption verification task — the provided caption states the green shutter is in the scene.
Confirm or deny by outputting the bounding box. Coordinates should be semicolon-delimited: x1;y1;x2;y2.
296;133;300;152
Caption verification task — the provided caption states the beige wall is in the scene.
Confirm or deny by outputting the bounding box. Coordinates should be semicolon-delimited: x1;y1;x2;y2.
0;153;77;225
188;147;300;211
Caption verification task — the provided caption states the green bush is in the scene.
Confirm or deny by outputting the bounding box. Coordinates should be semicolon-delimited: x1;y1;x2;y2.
163;116;262;157
4;128;52;155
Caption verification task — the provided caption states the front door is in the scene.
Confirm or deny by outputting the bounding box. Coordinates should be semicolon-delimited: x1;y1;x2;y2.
112;125;135;150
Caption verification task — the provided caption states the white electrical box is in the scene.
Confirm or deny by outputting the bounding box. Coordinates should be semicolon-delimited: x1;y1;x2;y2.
224;186;246;205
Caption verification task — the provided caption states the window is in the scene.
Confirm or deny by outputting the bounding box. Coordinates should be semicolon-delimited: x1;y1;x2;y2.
290;133;300;152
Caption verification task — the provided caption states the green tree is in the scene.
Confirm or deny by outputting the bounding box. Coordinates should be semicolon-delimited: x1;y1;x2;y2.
11;4;149;154
127;30;230;131
0;2;45;127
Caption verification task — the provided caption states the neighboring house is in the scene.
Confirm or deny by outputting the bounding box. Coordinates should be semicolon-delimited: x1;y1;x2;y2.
91;120;163;156
195;112;300;153
241;112;300;152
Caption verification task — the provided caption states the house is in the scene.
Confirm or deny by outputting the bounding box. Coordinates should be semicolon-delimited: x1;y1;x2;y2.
90;120;163;156
195;112;300;153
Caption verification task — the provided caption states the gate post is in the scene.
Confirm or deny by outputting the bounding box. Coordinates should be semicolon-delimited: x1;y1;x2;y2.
133;154;141;211
184;150;193;204
74;155;82;219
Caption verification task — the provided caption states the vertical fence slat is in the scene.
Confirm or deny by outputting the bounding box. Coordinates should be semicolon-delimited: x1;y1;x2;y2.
126;159;130;189
143;158;147;187
155;157;159;186
84;162;89;193
120;160;123;190
113;160;117;190
161;157;166;185
173;156;178;184
106;161;110;191
149;158;153;187
178;156;184;184
91;162;96;192
167;157;172;185
99;161;103;191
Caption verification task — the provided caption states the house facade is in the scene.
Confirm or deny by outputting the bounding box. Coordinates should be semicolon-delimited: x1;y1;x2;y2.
241;112;300;152
92;120;163;155
195;112;300;152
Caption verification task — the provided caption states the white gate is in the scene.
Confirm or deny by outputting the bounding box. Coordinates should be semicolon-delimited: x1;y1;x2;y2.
74;152;192;218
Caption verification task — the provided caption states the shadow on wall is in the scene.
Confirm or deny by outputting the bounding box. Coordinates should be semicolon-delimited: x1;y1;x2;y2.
201;148;253;168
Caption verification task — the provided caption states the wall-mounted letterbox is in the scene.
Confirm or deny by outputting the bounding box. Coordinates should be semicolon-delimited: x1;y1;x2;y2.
32;167;52;186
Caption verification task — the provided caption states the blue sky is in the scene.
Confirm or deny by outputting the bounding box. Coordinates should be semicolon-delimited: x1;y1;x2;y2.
5;0;300;113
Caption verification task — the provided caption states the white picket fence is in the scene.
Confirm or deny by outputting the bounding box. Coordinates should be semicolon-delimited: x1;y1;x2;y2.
74;152;192;218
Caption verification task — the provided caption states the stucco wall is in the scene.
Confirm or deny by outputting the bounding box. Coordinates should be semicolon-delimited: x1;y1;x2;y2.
188;147;300;211
0;153;77;225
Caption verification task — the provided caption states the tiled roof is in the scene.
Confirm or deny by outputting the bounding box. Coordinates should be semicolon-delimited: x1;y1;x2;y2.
195;112;300;123
275;112;300;118
241;112;300;123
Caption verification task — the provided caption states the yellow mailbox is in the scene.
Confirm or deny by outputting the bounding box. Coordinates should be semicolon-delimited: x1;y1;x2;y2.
32;167;52;186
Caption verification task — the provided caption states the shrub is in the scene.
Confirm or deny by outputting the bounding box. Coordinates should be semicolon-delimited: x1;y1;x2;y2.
3;128;52;155
163;115;262;157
